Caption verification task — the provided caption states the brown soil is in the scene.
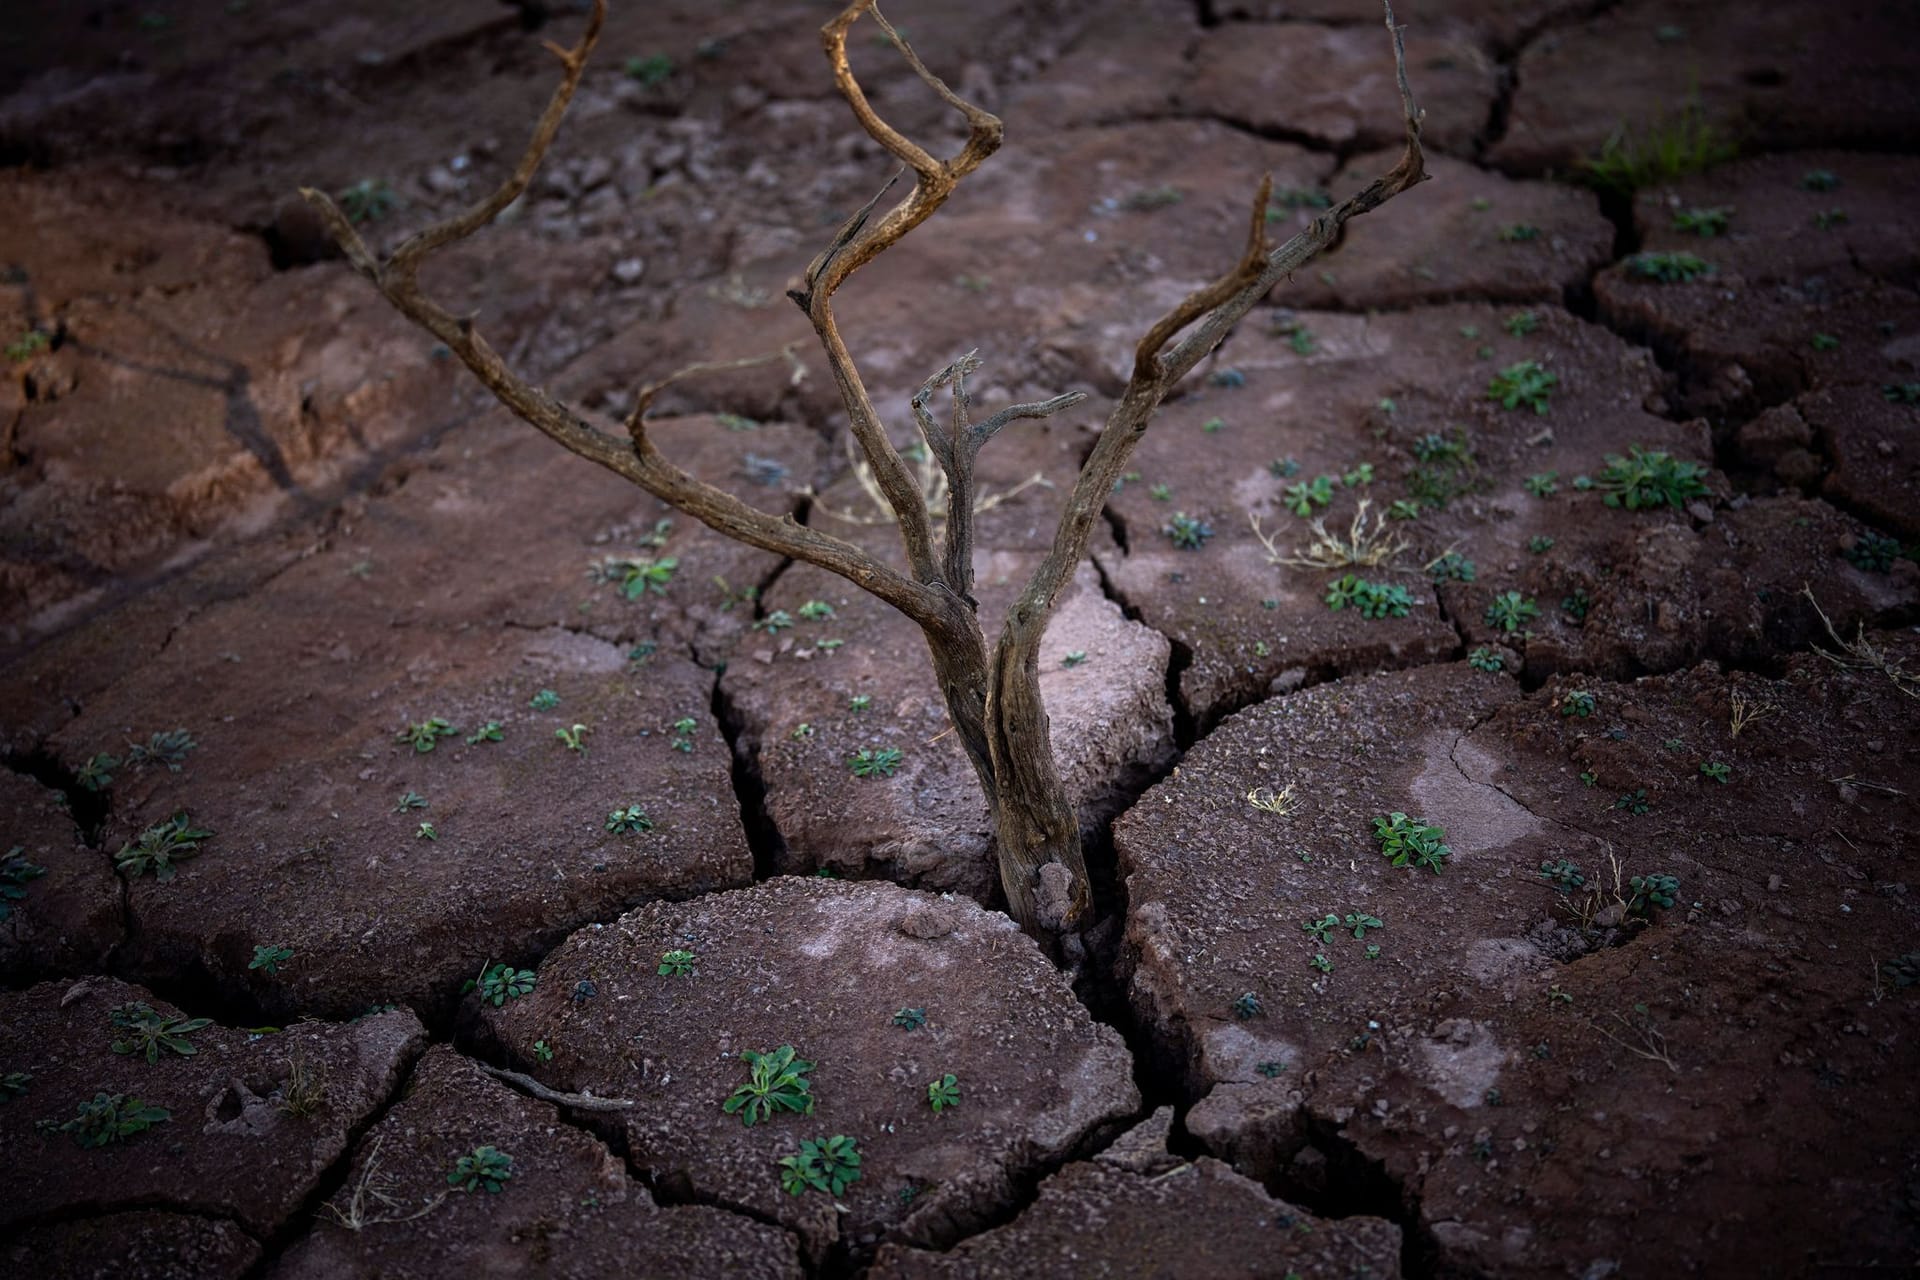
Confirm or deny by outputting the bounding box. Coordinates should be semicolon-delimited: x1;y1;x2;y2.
2;2;1918;1277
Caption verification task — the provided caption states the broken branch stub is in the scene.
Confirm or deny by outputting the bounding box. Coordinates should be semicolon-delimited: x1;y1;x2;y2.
300;0;1425;945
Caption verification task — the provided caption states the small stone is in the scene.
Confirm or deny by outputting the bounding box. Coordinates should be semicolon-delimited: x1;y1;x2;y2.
611;257;647;286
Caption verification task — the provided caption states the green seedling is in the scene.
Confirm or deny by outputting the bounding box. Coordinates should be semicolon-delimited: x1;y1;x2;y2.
1302;913;1339;943
1672;205;1730;236
1504;310;1541;336
1811;332;1840;351
850;747;904;778
1256;1061;1286;1078
1699;761;1731;783
127;728;196;771
1201;416;1226;434
1;1070;30;1100
606;805;654;835
1498;223;1541;242
1813;209;1849;230
448;1145;514;1193
1373;812;1452;872
1270;455;1302;478
395;790;427;812
415;822;437;841
1344;912;1383;939
115;813;212;881
1595;446;1708;509
1209;367;1246;388
1164;512;1215;549
0;848;45;923
396;718;457;753
555;724;589;753
927;1074;961;1113
6;329;49;362
589;555;679;599
76;752;117;791
1882;383;1920;405
1288;327;1316;355
725;1045;815;1126
1232;992;1262;1020
1283;475;1337;516
1582;106;1735;193
848;694;872;713
477;964;535;1006
1428;553;1475;583
755;610;795;634
1487;360;1557;413
1560;689;1597;718
1343;461;1374;486
1627;872;1679;914
779;1134;861;1196
1525;472;1559;497
1324;575;1414;619
1615;789;1650;815
530;689;560;711
1844;531;1901;573
1364;944;1382;960
1528;535;1555;554
658;948;695;976
670;717;696;751
892;1007;928;1030
1880;952;1919;989
533;1040;554;1063
249;944;294;975
465;722;503;745
1626;251;1712;283
1539;859;1585;892
1467;647;1504;673
110;1002;213;1063
1561;589;1592;622
624;52;674;85
1309;953;1334;973
45;1093;170;1148
1149;483;1171;501
1484;591;1539;633
336;179;397;224
797;599;836;621
1802;169;1840;191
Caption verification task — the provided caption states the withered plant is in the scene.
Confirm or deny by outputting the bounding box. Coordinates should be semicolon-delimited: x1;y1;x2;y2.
301;0;1426;943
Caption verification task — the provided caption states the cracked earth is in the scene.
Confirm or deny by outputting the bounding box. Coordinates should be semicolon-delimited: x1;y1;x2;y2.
2;1;1918;1277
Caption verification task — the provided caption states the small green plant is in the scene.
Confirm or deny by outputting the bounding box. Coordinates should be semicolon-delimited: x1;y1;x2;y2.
0;848;45;923
1201;416;1226;434
623;53;674;86
1270;455;1302;478
1595;446;1709;510
590;555;679;599
249;944;294;975
1882;383;1920;405
1324;575;1414;619
1811;332;1840;351
1813;208;1849;230
532;1040;554;1063
1672;205;1731;236
1373;812;1452;873
1503;310;1541;336
1288;327;1316;356
1302;913;1339;942
1561;589;1592;622
892;1007;927;1030
927;1074;961;1113
1559;689;1597;718
416;822;438;841
45;1093;170;1147
395;790;427;812
606;805;654;835
110;1002;213;1062
396;718;457;753
555;723;590;754
1487;361;1557;413
6;328;49;362
1363;944;1382;960
1232;992;1263;1020
1149;483;1171;501
1582;105;1735;193
1498;223;1541;242
1845;531;1902;573
76;752;117;791
1615;789;1650;815
1528;535;1555;554
1428;552;1476;583
477;964;535;1006
850;747;904;778
848;694;873;713
465;722;503;746
1343;461;1374;487
1344;912;1383;939
448;1145;514;1193
797;599;837;621
1627;872;1680;914
1467;647;1504;673
1;1070;30;1100
1880;952;1919;989
1801;169;1840;192
1256;1061;1286;1078
725;1045;815;1126
1484;591;1539;633
1697;760;1732;784
530;688;560;711
1524;472;1559;497
1626;250;1712;283
1580;770;1598;787
755;610;795;634
1539;859;1585;892
115;813;212;881
669;717;697;751
658;949;696;977
1309;953;1334;974
778;1135;861;1197
1164;512;1215;550
127;728;196;771
336;179;397;224
1283;475;1337;516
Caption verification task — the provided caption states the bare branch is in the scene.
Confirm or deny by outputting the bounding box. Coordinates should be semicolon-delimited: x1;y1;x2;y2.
473;1062;636;1111
972;391;1088;452
627;344;806;428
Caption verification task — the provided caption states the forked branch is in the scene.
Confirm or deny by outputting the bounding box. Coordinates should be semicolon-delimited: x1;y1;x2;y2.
297;0;943;625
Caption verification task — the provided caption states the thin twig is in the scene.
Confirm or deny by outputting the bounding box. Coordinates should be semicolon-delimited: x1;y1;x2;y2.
474;1061;636;1112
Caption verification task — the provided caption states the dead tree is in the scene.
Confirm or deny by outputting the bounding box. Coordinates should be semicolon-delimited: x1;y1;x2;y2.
301;0;1426;944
